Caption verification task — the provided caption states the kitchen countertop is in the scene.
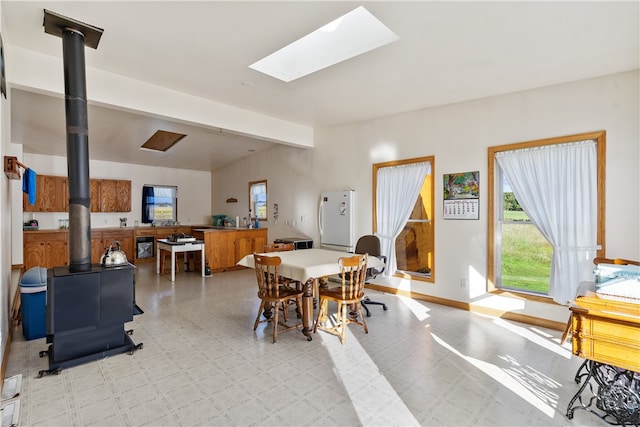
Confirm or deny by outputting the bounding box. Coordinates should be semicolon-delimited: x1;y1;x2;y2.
23;225;199;233
192;226;267;232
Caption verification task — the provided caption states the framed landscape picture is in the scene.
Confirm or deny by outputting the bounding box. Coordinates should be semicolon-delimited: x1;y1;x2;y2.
443;171;479;220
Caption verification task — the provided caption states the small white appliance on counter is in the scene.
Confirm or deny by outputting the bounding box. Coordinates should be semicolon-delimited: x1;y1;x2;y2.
319;190;355;252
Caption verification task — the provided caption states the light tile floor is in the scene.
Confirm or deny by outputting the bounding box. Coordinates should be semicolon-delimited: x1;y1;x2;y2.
6;263;610;426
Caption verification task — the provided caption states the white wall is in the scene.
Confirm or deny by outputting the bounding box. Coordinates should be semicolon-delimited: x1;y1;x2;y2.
13;153;212;265
212;70;640;324
1;0;11;378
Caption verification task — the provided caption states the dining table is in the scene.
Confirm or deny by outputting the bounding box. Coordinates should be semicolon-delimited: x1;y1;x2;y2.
237;248;385;340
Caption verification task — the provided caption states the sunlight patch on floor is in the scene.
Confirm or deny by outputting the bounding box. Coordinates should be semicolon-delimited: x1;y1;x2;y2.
320;331;421;426
397;294;432;321
472;294;526;311
491;317;572;358
432;333;559;418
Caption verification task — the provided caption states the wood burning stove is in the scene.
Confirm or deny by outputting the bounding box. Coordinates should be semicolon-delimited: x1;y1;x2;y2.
38;10;142;376
41;264;142;375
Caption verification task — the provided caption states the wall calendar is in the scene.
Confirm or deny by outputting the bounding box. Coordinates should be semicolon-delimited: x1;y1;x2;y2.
443;171;480;220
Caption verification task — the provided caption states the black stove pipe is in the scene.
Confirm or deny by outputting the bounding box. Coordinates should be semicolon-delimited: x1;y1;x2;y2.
44;10;103;272
62;28;91;272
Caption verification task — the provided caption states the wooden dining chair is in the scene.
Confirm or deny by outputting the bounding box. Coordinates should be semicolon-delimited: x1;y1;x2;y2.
264;242;301;293
253;253;303;343
314;254;369;344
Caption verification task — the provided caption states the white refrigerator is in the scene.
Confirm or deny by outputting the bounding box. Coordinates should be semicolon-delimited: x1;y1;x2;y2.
319;190;355;252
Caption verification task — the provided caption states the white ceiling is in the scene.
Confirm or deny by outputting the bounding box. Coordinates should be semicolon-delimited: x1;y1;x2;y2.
4;1;639;172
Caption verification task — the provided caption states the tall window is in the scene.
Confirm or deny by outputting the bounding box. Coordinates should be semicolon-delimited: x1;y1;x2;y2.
373;156;434;282
488;131;605;304
249;180;267;221
142;185;178;224
498;176;552;294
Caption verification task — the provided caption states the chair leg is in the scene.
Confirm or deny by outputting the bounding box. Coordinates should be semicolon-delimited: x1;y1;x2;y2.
357;302;368;334
313;298;326;333
254;300;266;330
340;302;348;344
272;303;279;343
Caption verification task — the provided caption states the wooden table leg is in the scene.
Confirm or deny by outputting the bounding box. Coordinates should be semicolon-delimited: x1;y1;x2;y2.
301;279;315;341
170;248;176;282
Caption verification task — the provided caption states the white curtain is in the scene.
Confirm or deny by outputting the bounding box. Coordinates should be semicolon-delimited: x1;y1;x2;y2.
376;162;431;276
495;140;598;304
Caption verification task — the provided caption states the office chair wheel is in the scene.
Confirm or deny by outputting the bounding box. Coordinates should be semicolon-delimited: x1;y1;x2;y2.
307;335;313;341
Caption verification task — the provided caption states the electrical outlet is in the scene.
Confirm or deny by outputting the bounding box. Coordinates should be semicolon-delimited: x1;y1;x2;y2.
460;279;469;288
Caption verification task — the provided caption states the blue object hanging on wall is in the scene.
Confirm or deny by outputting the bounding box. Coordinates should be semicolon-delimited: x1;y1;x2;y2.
22;168;37;205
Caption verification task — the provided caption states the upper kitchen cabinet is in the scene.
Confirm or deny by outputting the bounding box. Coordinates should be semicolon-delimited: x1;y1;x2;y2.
24;175;68;212
98;179;131;213
24;175;131;213
90;179;101;212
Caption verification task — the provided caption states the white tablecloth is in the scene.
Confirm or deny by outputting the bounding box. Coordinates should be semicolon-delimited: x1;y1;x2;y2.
237;248;385;283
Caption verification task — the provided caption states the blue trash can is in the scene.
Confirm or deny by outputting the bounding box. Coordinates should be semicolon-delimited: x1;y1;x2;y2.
20;267;47;340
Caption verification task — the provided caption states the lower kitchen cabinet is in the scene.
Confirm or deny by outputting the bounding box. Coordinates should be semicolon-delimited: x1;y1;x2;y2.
23;232;69;270
24;229;135;270
101;229;135;263
155;226;192;240
91;230;105;263
192;228;267;272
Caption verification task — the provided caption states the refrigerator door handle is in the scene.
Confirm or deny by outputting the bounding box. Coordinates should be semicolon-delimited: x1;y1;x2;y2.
318;200;323;238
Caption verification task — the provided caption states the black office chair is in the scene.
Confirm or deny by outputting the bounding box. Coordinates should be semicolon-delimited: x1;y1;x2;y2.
354;235;388;317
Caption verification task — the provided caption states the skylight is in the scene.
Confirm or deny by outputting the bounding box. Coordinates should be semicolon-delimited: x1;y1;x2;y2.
249;6;399;82
140;130;186;153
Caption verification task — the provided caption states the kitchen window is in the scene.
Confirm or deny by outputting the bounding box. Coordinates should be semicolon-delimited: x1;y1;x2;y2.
249;180;267;221
141;184;178;224
373;156;434;282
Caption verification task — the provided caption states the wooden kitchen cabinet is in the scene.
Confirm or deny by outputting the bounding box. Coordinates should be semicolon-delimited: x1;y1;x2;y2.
91;230;105;263
234;237;253;264
23;175;68;212
233;233;267;264
114;180;131;212
90;179;101;213
23;175;130;213
99;179;131;212
192;228;267;272
102;229;134;262
155;226;192;239
23;231;68;270
24;228;135;269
